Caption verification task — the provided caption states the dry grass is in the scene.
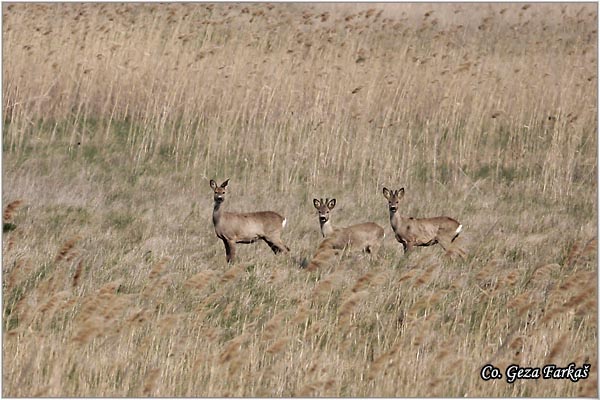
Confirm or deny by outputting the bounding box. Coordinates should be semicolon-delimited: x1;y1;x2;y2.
2;3;597;397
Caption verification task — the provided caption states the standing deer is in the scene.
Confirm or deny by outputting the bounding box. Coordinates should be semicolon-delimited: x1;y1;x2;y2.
382;187;464;256
312;198;384;253
210;179;289;263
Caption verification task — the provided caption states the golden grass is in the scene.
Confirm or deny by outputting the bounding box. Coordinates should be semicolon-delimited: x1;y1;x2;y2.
2;2;597;398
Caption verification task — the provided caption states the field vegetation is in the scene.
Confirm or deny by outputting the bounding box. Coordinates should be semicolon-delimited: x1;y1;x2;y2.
2;3;597;397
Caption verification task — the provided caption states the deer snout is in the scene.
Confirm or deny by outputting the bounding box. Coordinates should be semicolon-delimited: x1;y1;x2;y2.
389;205;397;213
215;195;224;202
319;215;328;223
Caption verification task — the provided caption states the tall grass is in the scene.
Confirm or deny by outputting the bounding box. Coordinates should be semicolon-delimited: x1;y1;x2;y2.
4;3;596;195
2;3;597;397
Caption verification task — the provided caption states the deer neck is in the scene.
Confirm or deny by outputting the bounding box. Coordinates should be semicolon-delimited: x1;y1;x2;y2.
320;220;335;237
213;200;225;226
390;211;408;225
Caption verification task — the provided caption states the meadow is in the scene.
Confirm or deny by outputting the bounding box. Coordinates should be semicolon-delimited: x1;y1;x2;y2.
2;3;597;397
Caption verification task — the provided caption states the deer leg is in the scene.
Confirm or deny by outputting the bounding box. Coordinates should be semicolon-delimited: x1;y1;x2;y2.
437;237;450;251
222;239;235;263
404;241;414;255
263;236;289;254
395;234;411;254
263;238;280;254
369;242;382;257
365;241;380;256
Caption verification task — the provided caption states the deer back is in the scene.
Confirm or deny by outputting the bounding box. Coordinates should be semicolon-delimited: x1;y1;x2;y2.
344;222;384;245
216;211;285;242
392;215;459;246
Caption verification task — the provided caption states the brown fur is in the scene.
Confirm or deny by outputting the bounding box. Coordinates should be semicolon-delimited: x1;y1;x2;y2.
211;179;289;263
382;187;464;256
313;197;384;254
304;197;385;271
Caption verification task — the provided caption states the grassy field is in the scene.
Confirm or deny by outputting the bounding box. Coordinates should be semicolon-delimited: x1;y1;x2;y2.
2;3;597;397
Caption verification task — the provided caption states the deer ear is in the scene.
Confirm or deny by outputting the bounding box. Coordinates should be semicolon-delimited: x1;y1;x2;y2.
313;199;321;209
221;179;229;188
327;198;336;209
383;187;391;200
398;188;405;197
210;180;217;190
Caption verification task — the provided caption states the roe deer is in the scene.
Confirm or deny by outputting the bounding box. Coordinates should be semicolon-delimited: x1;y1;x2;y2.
382;187;464;256
304;198;385;271
210;179;289;263
313;198;384;254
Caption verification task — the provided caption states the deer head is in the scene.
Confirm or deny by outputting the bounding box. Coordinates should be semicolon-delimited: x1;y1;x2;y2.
313;198;336;224
382;187;404;214
210;179;229;203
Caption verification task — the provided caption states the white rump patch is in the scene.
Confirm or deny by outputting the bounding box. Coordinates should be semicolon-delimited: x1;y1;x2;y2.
282;218;287;228
456;224;463;235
